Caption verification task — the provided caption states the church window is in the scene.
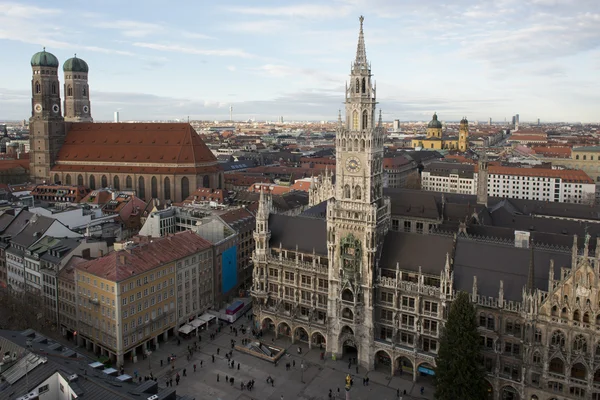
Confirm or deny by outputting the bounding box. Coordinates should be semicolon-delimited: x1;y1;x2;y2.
51;82;56;94
89;175;96;190
354;139;359;150
344;185;351;199
113;176;120;191
360;139;365;151
67;86;73;97
576;155;580;160
77;174;83;186
573;309;580;321
181;177;190;201
54;174;60;184
583;312;590;323
151;176;158;198
361;77;366;93
83;86;87;97
355;78;359;93
35;81;41;94
126;175;132;188
573;334;587;352
342;289;354;302
354;185;361;200
65;175;72;185
551;330;566;348
532;351;542;364
138;176;145;199
101;175;108;188
203;175;210;188
551;305;558;316
362;110;368;130
164;177;171;200
534;329;542;343
341;139;346;150
352;111;359;130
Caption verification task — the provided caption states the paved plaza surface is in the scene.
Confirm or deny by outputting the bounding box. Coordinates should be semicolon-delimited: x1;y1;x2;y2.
76;312;435;400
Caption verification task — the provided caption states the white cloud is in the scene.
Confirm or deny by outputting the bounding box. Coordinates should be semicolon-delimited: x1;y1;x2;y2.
223;20;288;34
92;19;164;38
226;66;236;72
132;42;255;58
180;31;215;40
226;3;353;19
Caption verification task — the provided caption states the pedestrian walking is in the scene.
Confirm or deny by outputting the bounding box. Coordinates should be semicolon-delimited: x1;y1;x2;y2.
200;360;203;367
237;362;240;370
212;354;215;362
183;368;187;377
217;374;219;382
193;364;196;372
420;387;424;395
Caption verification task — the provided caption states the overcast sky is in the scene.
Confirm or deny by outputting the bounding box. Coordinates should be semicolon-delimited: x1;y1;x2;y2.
1;0;599;123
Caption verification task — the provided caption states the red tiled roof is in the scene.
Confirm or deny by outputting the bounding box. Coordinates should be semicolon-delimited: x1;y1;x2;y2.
183;187;225;204
54;123;219;174
531;146;572;157
75;231;212;282
248;183;291;195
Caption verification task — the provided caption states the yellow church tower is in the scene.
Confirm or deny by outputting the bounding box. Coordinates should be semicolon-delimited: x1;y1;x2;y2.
458;117;469;152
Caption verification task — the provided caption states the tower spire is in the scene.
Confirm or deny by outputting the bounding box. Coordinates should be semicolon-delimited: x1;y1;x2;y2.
355;16;367;66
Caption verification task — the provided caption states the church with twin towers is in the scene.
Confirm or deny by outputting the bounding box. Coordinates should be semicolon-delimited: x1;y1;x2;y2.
252;16;600;400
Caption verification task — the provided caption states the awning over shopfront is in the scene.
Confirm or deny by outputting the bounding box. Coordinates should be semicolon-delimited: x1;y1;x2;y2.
178;324;194;335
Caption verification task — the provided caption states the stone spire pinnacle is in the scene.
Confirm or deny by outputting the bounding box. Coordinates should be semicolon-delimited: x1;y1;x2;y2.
527;240;535;292
355;16;368;66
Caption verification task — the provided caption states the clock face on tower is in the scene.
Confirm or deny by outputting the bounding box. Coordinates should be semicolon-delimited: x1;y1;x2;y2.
52;104;60;114
345;156;361;173
83;106;89;113
34;104;42;113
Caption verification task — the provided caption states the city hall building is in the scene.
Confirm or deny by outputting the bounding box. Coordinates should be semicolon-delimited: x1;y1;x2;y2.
251;17;600;400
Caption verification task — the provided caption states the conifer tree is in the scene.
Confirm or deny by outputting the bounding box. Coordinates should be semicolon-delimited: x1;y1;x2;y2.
434;291;488;400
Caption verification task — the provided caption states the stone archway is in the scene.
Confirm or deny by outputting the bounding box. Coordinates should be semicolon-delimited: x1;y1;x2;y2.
339;332;358;361
311;331;326;347
501;385;519;400
277;321;291;338
374;350;391;373
395;356;414;377
261;317;275;333
294;326;309;343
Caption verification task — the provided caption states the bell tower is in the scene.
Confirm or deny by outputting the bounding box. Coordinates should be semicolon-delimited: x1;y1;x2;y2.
326;16;391;369
458;117;469;152
63;55;93;122
29;49;65;183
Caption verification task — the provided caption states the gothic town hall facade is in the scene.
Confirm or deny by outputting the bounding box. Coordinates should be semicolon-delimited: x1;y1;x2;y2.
251;17;600;400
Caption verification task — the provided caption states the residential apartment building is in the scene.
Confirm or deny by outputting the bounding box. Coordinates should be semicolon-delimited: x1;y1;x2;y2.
58;256;86;338
421;162;595;204
74;230;213;367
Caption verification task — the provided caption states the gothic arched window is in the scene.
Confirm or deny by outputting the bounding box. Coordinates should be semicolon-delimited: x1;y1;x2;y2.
203;175;210;188
355;78;360;93
35;81;41;94
82;86;87;97
362;110;368;130
360;139;365;151
551;330;566;348
54;174;60;184
113;176;120;191
352;111;359;130
151;176;158;198
67;86;73;97
126;175;132;189
341;139;346;150
164;177;171;200
344;185;351;199
354;185;361;200
138;176;145;199
361;77;366;93
65;175;72;185
181;177;190;201
573;334;587;353
101;175;108;188
77;174;83;186
354;139;359;150
51;82;56;95
89;175;96;190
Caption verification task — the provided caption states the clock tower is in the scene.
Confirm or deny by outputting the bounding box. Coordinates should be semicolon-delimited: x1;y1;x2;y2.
29;49;66;183
326;16;391;369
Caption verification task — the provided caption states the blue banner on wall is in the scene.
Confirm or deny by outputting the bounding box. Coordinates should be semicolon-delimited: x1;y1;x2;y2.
418;366;435;376
221;245;238;294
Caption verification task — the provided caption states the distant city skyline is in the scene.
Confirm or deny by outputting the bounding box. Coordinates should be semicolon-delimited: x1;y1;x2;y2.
1;0;599;123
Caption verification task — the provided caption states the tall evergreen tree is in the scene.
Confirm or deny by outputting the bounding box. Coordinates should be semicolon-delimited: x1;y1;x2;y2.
434;291;488;400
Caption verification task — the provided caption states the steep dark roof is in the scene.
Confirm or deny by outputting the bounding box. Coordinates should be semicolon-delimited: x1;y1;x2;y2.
385;189;440;220
379;231;454;275
269;214;327;255
453;238;570;301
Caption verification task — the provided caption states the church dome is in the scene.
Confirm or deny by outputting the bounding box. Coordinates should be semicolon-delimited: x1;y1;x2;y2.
427;113;442;129
30;49;59;68
63;56;89;73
